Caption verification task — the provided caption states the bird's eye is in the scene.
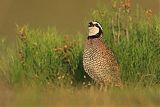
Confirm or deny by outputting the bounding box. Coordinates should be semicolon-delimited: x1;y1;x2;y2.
95;24;98;26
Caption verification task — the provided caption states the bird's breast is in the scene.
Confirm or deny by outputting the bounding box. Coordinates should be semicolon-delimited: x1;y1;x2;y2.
83;38;106;68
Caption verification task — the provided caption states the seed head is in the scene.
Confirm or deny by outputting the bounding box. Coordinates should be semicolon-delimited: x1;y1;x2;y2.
120;0;131;10
145;9;153;17
18;26;28;42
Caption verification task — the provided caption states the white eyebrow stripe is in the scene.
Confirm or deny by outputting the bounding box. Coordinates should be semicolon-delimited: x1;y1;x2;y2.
92;21;103;30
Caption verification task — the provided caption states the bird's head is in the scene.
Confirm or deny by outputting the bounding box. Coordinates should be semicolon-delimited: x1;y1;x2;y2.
88;21;103;37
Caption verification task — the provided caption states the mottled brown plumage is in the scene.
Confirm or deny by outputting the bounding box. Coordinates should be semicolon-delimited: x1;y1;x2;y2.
83;21;122;87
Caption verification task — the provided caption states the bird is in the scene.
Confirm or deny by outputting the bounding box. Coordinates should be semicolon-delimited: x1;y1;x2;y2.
83;21;122;88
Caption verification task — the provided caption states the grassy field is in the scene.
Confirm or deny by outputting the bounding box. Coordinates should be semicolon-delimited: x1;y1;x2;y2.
0;1;160;107
0;85;160;107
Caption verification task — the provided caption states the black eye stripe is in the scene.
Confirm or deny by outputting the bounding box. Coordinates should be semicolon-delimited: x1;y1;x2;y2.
89;22;92;25
95;24;99;27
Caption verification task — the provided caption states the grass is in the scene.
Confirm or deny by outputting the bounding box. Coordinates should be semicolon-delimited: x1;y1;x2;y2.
1;86;160;107
0;0;160;106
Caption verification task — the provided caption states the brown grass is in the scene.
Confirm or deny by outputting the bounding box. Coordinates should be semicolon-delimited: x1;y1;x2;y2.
0;84;160;107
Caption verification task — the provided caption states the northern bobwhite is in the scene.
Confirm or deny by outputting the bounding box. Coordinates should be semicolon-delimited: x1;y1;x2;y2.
83;21;122;87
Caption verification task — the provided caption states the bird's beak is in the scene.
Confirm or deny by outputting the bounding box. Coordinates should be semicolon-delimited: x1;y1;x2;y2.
88;22;94;27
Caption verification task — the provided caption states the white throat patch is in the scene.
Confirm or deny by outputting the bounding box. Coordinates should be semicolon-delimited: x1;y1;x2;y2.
88;26;99;36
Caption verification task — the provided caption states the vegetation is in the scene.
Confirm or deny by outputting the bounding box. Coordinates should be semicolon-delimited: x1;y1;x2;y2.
0;0;160;106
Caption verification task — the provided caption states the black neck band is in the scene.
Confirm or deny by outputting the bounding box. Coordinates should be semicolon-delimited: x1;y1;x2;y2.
87;31;102;39
87;34;100;39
